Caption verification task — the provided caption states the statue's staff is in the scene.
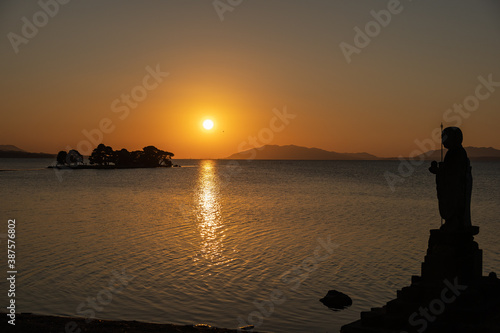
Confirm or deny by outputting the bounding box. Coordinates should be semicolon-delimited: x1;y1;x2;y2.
440;122;443;226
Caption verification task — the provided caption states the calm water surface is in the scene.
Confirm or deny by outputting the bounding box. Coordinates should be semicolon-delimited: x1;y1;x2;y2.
0;158;499;332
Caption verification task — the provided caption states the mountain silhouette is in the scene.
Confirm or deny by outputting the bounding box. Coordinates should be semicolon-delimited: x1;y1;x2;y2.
0;145;54;158
415;146;500;161
225;144;500;161
225;144;379;160
0;145;25;152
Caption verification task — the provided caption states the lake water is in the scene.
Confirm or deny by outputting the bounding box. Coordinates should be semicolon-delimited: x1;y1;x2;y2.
0;158;499;332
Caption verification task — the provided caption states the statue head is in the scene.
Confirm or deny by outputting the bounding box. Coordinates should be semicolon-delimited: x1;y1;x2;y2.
442;127;463;149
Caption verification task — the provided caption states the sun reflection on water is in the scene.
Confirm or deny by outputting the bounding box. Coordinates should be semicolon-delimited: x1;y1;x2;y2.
195;160;225;264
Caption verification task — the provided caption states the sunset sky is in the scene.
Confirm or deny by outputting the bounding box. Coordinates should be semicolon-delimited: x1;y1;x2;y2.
1;0;499;159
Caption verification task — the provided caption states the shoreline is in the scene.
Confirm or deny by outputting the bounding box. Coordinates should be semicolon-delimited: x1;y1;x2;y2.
0;313;257;332
47;164;179;170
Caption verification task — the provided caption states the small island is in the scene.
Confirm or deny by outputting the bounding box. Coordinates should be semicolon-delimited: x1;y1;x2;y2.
48;144;177;169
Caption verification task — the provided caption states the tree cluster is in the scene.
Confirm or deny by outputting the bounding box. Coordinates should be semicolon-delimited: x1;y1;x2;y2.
56;144;174;168
89;144;174;167
56;149;83;166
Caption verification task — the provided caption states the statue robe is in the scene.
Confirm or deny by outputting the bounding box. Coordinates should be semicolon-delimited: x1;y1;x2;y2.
436;146;472;230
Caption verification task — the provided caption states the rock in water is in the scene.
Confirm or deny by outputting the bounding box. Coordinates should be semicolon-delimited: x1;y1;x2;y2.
320;290;352;310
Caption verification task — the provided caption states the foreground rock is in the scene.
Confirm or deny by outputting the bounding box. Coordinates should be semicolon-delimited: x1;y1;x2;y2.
320;290;353;310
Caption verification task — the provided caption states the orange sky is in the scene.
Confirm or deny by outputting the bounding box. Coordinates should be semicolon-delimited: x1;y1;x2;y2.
1;1;499;158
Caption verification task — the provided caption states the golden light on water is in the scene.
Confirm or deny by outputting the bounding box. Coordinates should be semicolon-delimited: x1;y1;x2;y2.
195;160;224;263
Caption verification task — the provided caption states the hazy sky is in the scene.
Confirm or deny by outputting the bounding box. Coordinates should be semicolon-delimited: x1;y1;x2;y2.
1;0;499;158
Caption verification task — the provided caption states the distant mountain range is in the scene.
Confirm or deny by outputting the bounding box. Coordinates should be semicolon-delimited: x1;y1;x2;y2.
225;144;379;160
0;145;54;158
415;146;500;161
226;144;500;161
2;144;499;160
0;145;25;152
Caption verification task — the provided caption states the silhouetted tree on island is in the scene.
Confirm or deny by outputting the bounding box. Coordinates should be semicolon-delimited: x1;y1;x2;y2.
56;151;67;165
68;149;83;165
56;149;83;166
115;148;132;166
139;145;174;167
88;144;174;167
55;144;174;168
89;144;114;166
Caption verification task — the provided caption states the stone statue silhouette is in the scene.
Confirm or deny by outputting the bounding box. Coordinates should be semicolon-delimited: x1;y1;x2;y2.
429;127;472;231
341;127;497;333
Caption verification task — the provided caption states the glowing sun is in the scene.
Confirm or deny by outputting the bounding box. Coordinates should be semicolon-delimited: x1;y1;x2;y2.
203;119;214;130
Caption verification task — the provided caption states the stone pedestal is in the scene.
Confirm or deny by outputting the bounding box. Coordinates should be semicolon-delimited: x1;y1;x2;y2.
421;228;482;284
340;227;500;333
